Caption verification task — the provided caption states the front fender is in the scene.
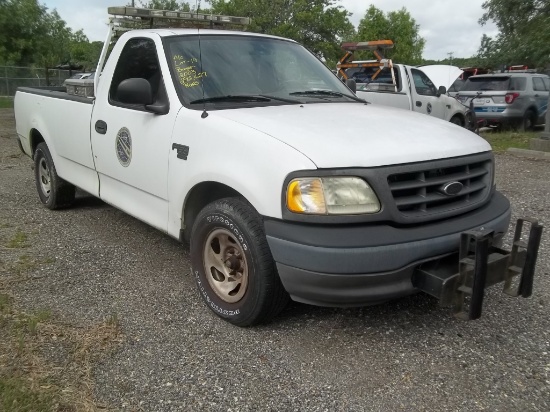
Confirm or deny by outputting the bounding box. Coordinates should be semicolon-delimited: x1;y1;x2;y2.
167;109;316;238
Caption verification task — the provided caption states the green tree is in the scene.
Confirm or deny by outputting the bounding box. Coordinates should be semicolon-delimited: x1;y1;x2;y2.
355;5;425;64
207;0;355;66
479;0;550;68
35;9;72;83
135;0;195;11
68;31;103;72
0;0;99;81
0;0;49;65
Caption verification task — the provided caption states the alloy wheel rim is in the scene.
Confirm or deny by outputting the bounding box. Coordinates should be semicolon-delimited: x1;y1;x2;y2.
203;228;248;303
38;158;51;197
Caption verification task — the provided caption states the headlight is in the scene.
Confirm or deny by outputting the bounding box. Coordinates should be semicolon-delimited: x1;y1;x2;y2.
286;177;380;215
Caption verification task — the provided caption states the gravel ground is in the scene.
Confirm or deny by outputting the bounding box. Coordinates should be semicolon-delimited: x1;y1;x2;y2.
1;107;549;411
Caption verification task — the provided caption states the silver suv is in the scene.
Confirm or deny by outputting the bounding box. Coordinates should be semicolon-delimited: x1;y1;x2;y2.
456;72;549;130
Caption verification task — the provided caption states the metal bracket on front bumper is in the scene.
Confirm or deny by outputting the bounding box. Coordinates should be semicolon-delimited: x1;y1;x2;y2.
412;218;543;320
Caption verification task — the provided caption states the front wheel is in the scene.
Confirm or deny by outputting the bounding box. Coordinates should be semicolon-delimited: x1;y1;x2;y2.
190;198;289;326
450;115;464;127
34;143;75;209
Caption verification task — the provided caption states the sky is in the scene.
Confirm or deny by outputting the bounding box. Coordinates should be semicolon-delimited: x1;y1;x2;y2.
40;0;499;61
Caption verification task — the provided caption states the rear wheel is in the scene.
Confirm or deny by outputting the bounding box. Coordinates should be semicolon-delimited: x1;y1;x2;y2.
34;143;75;209
190;197;289;326
518;109;536;132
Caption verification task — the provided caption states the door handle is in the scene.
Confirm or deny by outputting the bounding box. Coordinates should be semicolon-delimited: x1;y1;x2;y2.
95;120;107;135
416;101;422;107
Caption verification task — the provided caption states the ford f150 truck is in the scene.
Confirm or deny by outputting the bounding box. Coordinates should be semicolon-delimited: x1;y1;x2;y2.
14;7;541;326
337;41;470;127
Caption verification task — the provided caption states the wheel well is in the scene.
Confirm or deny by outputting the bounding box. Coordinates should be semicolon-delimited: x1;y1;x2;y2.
30;129;45;158
181;182;242;243
525;107;538;118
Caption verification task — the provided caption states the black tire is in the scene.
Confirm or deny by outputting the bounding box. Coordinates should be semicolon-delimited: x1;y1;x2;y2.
34;143;75;209
518;109;536;132
190;197;289;326
450;115;464;127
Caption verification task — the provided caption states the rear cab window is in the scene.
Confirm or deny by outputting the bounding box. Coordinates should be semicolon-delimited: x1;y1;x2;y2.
346;67;401;92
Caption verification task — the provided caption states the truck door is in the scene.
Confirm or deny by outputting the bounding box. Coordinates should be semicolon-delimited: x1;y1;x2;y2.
90;36;178;232
408;68;446;120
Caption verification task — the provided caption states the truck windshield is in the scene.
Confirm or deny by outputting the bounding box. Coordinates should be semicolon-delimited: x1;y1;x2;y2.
163;34;359;107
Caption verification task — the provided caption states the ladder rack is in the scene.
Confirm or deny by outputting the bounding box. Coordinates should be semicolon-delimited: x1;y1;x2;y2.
94;5;251;97
336;40;397;91
107;6;251;30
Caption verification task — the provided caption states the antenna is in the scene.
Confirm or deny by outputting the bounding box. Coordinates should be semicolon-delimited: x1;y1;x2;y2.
198;30;208;119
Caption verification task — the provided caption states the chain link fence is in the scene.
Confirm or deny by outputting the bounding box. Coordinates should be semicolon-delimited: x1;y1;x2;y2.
0;66;73;96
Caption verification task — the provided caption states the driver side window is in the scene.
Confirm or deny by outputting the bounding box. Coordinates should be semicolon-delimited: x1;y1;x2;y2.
411;68;437;96
109;38;166;108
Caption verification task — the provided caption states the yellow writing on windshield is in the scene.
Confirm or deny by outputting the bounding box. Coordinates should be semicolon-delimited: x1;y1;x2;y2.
173;55;206;88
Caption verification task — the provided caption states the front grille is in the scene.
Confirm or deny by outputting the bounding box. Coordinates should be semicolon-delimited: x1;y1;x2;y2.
387;159;492;218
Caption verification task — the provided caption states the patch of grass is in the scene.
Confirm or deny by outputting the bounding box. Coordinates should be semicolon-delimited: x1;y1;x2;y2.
0;97;14;109
15;309;52;336
0;377;56;412
6;230;29;249
0;293;11;313
7;255;39;277
480;130;537;152
0;296;122;411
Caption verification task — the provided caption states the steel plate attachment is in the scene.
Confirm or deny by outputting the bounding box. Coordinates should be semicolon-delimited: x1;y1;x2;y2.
503;218;543;298
413;218;543;321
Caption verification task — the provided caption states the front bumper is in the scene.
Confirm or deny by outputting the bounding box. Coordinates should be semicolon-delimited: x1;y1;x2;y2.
265;191;511;307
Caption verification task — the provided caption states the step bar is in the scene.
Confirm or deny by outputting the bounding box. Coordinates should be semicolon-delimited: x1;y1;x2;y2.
412;218;543;320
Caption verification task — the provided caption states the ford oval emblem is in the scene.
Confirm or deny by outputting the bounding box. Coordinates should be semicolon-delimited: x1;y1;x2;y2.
440;181;463;196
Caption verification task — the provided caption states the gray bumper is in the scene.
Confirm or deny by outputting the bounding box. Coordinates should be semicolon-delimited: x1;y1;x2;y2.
265;192;511;307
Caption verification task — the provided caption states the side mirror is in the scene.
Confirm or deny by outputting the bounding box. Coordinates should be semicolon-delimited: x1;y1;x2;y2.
345;78;357;93
437;85;447;97
116;78;169;114
117;78;153;105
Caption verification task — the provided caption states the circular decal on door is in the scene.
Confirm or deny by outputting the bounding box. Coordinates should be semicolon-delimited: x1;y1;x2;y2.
427;102;433;114
115;127;132;167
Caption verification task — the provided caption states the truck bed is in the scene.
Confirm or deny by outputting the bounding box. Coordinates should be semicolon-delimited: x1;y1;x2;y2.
17;86;93;104
14;87;99;197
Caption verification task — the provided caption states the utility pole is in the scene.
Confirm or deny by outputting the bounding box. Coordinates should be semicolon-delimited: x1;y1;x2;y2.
447;52;454;66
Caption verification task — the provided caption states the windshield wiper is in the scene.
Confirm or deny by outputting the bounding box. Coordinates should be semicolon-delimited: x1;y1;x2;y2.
289;90;365;103
190;95;272;104
258;95;303;104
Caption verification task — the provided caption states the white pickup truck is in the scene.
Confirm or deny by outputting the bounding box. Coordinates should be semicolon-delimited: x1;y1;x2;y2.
348;63;469;126
336;42;469;127
14;7;541;326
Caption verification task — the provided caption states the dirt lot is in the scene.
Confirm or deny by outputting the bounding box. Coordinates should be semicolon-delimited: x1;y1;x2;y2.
1;107;549;411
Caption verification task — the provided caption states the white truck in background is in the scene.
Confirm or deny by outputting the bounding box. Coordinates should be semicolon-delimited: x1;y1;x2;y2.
14;7;542;326
337;41;471;127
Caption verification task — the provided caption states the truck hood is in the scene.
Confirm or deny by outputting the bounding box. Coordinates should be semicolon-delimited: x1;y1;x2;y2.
419;65;463;90
214;103;490;168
